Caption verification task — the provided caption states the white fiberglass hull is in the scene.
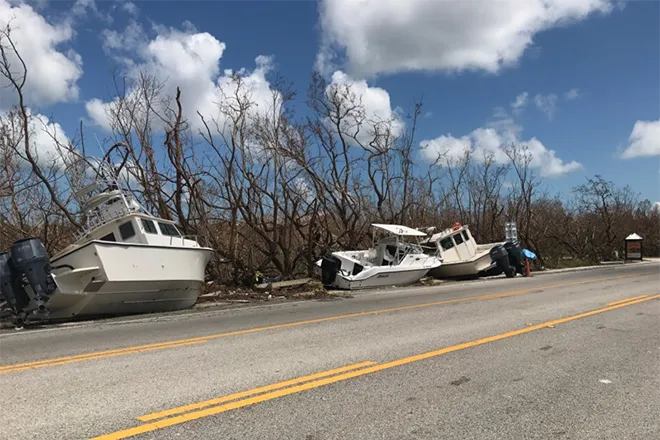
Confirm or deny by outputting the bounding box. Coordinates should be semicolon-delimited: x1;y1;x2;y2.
331;266;435;290
428;251;494;279
316;251;442;291
32;240;213;320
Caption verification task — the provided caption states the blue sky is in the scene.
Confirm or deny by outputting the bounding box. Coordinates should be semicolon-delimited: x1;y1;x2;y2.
1;0;659;203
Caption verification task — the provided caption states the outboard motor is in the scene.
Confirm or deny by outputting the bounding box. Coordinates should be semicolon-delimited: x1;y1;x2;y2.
320;254;342;286
489;244;513;277
504;241;524;275
0;251;32;313
10;238;57;311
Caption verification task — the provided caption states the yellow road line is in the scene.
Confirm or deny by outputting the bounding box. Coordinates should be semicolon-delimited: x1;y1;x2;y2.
138;361;376;422
2;341;208;374
605;295;648;306
0;339;209;372
0;272;641;374
92;293;660;440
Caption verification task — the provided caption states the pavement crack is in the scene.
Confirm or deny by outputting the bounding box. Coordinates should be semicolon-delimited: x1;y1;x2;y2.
450;376;470;386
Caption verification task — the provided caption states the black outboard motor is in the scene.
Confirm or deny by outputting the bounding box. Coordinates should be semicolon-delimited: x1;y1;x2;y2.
489;244;514;277
10;238;57;311
320;254;342;286
504;241;524;275
0;251;32;313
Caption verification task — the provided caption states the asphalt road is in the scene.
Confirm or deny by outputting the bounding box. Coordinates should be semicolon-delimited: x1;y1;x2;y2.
0;263;658;440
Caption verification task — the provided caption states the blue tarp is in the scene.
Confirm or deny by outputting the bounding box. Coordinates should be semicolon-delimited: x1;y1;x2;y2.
522;249;537;260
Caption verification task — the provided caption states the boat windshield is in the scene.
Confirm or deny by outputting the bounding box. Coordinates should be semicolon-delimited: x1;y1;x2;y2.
381;242;424;264
402;243;423;255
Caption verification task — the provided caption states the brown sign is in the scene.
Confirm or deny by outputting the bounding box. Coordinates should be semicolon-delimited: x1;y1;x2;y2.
626;240;642;260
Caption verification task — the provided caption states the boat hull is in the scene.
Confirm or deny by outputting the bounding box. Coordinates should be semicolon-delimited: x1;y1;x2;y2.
332;266;434;290
27;240;213;320
41;280;204;320
427;254;493;279
316;251;442;291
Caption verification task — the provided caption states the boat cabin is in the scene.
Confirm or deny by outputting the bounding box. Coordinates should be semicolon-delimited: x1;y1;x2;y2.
368;224;429;266
422;224;478;263
79;213;200;248
364;236;424;266
45;158;207;261
73;179;200;249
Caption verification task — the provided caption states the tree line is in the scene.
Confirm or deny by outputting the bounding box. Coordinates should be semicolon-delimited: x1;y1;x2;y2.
1;25;658;286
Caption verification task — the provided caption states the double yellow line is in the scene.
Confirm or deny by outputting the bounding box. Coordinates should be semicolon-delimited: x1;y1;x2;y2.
93;293;659;440
0;273;643;375
606;295;649;306
0;340;208;374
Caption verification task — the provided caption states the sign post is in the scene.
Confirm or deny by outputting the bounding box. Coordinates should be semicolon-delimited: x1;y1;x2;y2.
624;233;643;261
505;222;518;242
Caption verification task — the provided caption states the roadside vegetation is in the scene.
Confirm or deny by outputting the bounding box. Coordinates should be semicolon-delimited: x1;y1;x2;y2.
1;24;658;288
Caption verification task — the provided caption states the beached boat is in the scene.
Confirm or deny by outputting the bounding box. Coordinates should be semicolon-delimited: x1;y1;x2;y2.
316;224;442;290
420;223;523;279
0;159;213;323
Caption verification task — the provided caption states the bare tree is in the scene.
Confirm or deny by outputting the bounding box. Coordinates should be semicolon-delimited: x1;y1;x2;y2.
462;152;509;242
503;143;543;255
572;175;637;261
0;23;81;230
2;23;657;289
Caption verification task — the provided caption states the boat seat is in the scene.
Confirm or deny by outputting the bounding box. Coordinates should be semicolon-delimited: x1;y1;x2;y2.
379;246;395;266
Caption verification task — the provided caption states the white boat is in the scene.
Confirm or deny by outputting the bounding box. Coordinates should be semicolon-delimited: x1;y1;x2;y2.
420;223;521;279
0;159;214;323
316;224;442;290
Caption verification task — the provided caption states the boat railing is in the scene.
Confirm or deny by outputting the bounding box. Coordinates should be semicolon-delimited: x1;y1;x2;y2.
74;205;134;240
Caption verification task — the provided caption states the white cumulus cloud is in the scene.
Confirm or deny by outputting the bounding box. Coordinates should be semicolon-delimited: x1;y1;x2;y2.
317;0;617;77
28;112;71;168
620;119;660;159
326;70;404;148
0;0;83;108
419;106;582;177
0;109;71;169
86;22;279;134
